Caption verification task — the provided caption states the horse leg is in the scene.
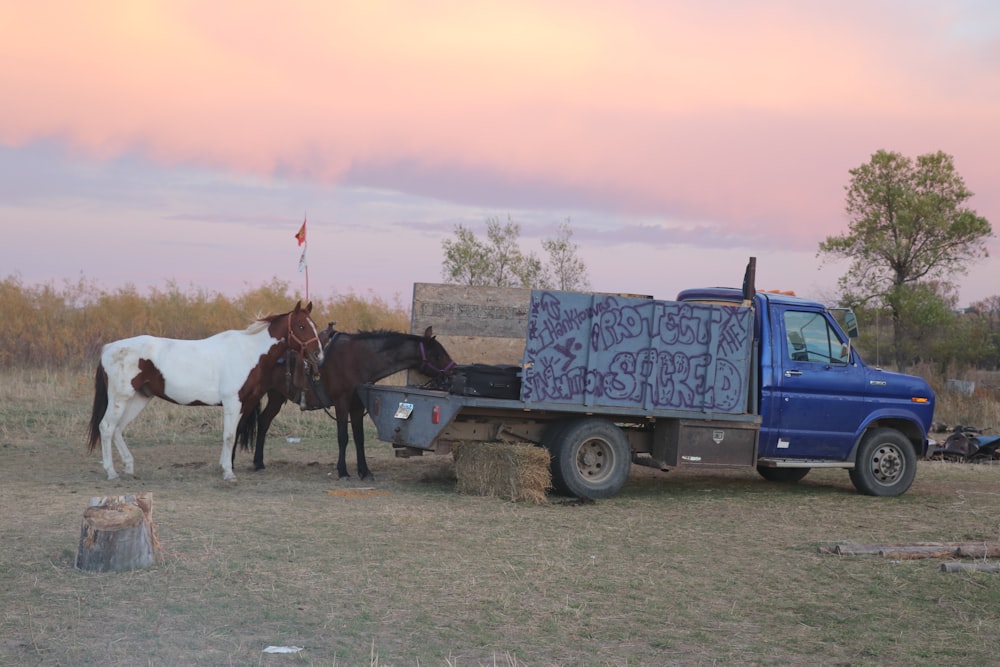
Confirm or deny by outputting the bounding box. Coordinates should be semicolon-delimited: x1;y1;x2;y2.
114;394;149;475
220;403;240;482
336;410;351;480
100;393;149;479
350;398;373;481
254;392;285;471
98;412;121;480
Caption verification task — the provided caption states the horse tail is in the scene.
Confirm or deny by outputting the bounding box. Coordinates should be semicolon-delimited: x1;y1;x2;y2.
87;362;109;454
235;403;259;452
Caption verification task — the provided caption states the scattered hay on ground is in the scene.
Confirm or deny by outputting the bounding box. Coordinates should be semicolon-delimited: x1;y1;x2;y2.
452;441;551;504
326;488;392;498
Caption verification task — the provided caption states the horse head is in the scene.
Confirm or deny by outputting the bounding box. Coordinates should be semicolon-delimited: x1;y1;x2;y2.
284;301;324;367
417;326;456;377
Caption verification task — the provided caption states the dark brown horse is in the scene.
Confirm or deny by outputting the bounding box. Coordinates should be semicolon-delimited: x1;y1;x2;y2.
235;326;455;480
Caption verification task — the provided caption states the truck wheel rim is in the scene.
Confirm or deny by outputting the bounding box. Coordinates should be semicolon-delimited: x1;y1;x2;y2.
577;438;614;483
869;444;903;484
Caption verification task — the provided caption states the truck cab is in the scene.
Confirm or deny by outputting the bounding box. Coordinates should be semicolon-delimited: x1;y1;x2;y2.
677;287;936;495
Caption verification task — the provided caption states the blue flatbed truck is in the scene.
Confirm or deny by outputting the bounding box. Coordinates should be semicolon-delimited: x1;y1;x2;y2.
358;260;935;500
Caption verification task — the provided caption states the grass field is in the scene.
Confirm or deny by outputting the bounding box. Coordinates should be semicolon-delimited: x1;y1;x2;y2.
3;369;1000;666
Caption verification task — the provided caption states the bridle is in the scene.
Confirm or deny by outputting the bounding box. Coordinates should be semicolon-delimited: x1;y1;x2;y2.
419;340;455;377
286;311;321;362
285;312;324;400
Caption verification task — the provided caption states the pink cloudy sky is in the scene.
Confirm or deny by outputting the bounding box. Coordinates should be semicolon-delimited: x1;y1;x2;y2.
2;1;998;311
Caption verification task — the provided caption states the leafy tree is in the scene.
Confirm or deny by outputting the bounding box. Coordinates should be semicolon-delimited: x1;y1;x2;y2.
968;296;1000;370
441;216;542;288
541;219;591;291
442;216;590;290
939;312;994;375
895;281;957;372
819;149;992;371
440;224;491;286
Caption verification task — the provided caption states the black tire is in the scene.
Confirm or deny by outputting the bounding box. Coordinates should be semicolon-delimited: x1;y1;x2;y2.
848;428;917;497
756;466;810;483
541;420;573;496
545;418;631;500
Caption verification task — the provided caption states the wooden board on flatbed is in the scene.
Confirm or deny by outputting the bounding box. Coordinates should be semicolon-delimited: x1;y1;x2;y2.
409;284;533;379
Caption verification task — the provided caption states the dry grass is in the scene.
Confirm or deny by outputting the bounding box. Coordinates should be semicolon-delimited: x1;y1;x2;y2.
0;277;409;370
4;370;1000;665
934;377;1000;433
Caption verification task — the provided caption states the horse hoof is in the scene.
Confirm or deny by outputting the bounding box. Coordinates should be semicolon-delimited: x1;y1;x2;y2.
361;473;375;482
339;475;351;481
254;465;266;472
223;472;237;483
106;471;119;481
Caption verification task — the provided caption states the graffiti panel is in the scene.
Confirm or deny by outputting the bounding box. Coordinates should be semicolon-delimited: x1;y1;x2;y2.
522;291;752;414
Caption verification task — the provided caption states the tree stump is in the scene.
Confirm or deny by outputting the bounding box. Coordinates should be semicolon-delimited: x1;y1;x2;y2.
75;493;159;573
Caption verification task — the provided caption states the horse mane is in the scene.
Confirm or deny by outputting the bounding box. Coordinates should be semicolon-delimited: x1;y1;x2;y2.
324;329;417;354
245;320;271;335
352;329;419;346
246;310;290;335
352;329;410;340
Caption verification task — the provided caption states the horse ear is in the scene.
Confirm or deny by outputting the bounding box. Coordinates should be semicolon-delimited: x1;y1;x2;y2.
305;301;313;314
423;326;434;338
293;300;303;313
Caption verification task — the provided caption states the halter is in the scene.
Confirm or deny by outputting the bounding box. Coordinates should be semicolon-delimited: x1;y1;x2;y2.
419;340;456;377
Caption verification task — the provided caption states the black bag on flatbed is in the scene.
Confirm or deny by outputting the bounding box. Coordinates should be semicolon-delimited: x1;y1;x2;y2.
448;364;522;399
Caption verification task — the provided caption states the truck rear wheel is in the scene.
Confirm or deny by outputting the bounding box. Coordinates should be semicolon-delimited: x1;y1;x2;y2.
756;466;810;483
545;418;631;500
848;428;917;497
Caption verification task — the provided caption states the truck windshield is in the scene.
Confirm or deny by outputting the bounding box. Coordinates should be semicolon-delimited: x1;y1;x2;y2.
784;311;849;364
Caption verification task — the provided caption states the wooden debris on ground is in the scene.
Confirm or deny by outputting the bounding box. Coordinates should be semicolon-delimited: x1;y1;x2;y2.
820;541;1000;572
326;488;392;498
941;562;1000;573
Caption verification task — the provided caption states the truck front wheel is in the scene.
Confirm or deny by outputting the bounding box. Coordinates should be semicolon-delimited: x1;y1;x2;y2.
546;418;631;500
848;428;917;497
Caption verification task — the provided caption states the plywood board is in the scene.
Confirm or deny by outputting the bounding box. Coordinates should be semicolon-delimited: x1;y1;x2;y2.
410;284;531;371
411;283;532;339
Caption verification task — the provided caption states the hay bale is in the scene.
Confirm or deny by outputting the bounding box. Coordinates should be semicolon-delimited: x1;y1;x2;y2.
452;442;551;504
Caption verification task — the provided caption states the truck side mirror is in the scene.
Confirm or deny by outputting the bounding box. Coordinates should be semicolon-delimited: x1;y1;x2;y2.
844;311;859;339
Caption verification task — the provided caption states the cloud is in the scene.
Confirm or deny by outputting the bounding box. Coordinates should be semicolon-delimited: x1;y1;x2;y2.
1;1;997;305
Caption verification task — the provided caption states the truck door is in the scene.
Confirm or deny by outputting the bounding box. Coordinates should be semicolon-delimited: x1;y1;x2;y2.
760;306;866;459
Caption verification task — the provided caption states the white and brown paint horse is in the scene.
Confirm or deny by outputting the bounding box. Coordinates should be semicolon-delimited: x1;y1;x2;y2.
86;301;323;482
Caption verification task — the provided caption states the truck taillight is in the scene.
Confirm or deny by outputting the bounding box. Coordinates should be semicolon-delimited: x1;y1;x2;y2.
373;397;381;416
432;405;441;424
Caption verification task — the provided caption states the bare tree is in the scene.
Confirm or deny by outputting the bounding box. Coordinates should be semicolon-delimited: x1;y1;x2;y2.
541;219;590;291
